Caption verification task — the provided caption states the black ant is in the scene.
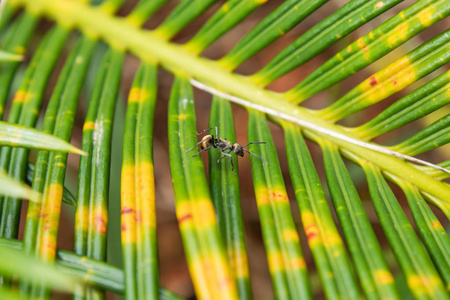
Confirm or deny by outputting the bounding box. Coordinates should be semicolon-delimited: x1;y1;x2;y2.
186;127;267;175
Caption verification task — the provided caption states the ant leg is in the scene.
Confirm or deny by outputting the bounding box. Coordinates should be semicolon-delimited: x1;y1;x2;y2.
196;127;218;137
244;149;268;164
242;141;266;148
217;149;233;162
186;139;205;153
217;150;236;175
190;144;213;157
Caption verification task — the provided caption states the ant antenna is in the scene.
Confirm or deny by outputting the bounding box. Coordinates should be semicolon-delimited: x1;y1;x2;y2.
243;142;268;164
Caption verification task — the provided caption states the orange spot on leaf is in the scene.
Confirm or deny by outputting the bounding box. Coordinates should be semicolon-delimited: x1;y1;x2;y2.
179;213;192;224
121;206;134;214
94;216;107;234
304;224;319;242
369;76;377;86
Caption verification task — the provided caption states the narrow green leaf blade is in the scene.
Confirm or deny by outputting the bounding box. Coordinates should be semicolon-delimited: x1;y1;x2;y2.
252;0;404;86
248;110;311;299
220;0;328;71
352;71;450;140
319;139;399;299
168;76;238;299
0;243;79;293
155;0;218;40
25;163;75;206
121;62;159;299
0;121;86;155
394;178;450;289
186;0;266;55
319;29;450;121
0;170;40;202
285;0;449;102
126;0;167;26
391;113;450;156
0;50;23;62
362;162;447;299
208;96;252;299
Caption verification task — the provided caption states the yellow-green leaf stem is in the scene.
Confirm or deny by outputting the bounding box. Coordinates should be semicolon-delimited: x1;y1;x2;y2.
11;0;450;204
248;111;311;299
121;63;159;299
168;76;238;299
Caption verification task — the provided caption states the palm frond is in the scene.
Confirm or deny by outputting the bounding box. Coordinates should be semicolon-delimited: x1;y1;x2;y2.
1;0;449;299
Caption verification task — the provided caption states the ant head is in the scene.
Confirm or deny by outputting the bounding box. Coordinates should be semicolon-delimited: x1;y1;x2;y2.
233;143;244;157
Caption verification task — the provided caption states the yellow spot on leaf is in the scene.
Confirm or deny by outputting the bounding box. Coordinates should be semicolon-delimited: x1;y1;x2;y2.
14;46;26;55
190;254;238;299
418;7;434;26
121;165;137;243
431;221;443;230
374;270;394;284
407;274;442;295
301;211;321;246
177;199;217;229
137;161;156;228
267;251;285;272
75;205;90;231
228;247;249;278
13;91;29;103
282;229;300;242
388;22;409;45
128;87;146;103
83;121;95;131
375;2;384;9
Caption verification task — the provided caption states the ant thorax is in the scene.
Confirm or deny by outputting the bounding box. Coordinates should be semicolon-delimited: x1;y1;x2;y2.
216;138;233;151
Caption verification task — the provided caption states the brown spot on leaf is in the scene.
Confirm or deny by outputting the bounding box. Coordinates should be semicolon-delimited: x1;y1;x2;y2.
369;76;377;86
